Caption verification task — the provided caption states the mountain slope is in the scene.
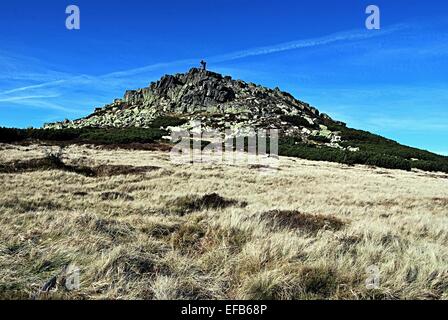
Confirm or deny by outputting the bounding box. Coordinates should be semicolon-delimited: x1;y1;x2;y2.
10;67;448;173
44;68;344;142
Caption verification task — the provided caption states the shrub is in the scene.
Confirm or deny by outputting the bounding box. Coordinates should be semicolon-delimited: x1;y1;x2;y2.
280;115;316;128
411;160;448;173
0;126;166;144
365;153;412;171
2;118;448;174
149;116;188;128
278;141;413;171
79;128;165;144
309;135;331;143
0;127;27;142
26;128;82;141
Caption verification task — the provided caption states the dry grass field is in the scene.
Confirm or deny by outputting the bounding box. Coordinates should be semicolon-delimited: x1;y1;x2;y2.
0;143;447;300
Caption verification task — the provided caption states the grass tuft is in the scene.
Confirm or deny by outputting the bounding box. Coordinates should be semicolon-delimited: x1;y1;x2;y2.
262;210;346;234
168;193;245;215
100;192;135;202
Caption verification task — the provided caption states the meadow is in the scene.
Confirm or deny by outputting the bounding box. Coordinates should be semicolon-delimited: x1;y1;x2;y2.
0;143;447;299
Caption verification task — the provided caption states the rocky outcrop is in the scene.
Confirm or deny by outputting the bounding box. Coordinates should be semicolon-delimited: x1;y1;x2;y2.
44;67;345;143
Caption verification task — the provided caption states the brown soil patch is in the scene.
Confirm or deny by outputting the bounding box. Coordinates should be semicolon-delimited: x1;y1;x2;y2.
0;157;160;177
168;193;247;216
262;210;346;233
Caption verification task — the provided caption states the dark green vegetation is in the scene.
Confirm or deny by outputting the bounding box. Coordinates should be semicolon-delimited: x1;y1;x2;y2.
0;126;165;145
280;115;318;129
279;123;448;173
148;116;188;128
1;116;447;173
279;139;413;171
0;116;187;145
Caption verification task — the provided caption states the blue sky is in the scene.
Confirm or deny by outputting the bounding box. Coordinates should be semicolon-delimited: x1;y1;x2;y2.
0;0;447;155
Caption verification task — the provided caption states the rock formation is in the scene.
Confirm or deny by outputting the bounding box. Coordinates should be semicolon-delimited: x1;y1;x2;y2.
44;67;346;144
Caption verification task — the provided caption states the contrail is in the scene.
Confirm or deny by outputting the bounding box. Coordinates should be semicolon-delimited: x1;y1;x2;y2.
210;25;406;62
0;94;60;102
0;24;407;95
0;79;68;96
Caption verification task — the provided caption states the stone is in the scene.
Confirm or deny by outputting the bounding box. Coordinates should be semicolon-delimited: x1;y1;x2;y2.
43;68;346;149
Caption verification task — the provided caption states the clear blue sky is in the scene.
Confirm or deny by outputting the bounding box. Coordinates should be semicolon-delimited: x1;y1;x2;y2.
1;0;447;154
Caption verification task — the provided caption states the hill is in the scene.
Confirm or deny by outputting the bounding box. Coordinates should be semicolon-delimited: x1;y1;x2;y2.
2;67;448;173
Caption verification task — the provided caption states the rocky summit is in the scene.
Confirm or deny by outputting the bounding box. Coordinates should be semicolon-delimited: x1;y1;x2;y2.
44;67;347;144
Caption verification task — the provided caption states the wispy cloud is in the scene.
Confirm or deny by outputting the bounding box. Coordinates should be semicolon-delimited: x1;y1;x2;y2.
301;85;448;132
5;22;440;135
0;81;66;96
0;49;71;83
99;24;408;80
210;24;407;63
6;99;84;113
0;94;60;102
0;24;407;98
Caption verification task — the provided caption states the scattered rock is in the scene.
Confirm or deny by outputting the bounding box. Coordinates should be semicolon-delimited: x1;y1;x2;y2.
43;68;345;146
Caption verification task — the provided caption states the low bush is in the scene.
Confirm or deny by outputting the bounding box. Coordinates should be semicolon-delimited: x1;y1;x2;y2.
0;127;27;142
411;160;448;173
0;116;185;144
2;114;448;173
279;124;448;173
309;135;331;143
280;115;316;128
149;116;188;128
0;127;165;145
79;128;165;144
279;140;413;171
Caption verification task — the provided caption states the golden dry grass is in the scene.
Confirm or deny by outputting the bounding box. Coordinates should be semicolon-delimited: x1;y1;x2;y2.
0;143;447;300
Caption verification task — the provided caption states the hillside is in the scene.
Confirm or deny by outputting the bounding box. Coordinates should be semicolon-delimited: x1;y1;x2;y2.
1;69;447;300
0;144;447;299
43;67;344;136
2;67;448;173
